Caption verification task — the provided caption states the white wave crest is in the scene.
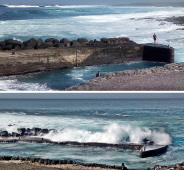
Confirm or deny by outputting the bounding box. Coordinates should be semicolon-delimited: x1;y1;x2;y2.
0;78;52;91
54;5;105;8
7;5;39;8
43;123;171;145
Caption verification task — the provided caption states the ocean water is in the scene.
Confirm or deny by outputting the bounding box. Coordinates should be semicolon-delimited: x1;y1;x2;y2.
0;98;183;169
0;5;184;91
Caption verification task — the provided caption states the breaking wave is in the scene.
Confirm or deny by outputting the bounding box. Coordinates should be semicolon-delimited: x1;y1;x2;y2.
43;123;171;145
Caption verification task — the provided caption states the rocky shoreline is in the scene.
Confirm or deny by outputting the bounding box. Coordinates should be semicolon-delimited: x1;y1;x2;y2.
66;62;184;91
0;156;128;170
164;16;184;27
0;159;183;170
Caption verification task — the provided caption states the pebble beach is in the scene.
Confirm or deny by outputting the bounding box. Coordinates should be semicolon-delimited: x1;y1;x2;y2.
67;62;184;91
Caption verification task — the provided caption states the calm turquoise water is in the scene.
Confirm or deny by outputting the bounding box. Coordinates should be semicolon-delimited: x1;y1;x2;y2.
0;99;183;169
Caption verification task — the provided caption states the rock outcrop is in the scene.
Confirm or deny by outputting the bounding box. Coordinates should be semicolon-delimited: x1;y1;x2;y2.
0;156;126;170
150;162;184;170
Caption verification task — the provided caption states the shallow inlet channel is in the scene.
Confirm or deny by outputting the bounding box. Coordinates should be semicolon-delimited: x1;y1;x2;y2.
0;61;165;91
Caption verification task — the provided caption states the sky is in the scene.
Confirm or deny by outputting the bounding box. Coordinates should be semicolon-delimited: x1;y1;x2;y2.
0;0;183;5
0;92;184;99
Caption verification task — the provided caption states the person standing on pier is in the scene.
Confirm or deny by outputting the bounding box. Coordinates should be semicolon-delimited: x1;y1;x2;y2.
153;33;157;46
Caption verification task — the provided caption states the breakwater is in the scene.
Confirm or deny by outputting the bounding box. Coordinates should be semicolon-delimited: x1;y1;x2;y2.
0;127;143;150
0;37;143;76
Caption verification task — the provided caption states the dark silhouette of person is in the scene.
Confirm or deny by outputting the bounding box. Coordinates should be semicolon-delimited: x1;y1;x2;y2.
96;71;100;77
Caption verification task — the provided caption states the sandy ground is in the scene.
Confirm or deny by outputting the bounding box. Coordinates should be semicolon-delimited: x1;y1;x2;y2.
0;160;119;170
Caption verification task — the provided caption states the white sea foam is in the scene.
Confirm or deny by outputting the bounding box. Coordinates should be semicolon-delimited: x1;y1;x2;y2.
43;123;171;145
0;78;51;91
54;5;104;8
7;5;40;8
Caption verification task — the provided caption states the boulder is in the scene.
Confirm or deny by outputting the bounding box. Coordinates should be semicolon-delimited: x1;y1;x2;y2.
11;156;20;160
0;131;9;137
17;128;26;136
65;43;71;47
40;128;49;134
60;38;70;46
94;41;105;46
0;41;5;47
3;44;13;50
70;40;81;47
43;42;53;48
87;39;105;46
23;38;37;49
45;38;59;44
100;38;108;44
1;156;12;161
39;159;45;164
53;43;65;48
51;160;58;165
5;39;22;45
37;42;53;49
45;38;55;42
36;38;43;48
14;45;21;50
3;39;22;50
43;159;49;165
53;39;60;44
88;40;94;46
12;132;21;137
77;38;88;43
31;127;41;135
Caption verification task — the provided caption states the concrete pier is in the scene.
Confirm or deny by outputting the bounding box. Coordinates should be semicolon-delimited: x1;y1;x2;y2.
0;136;143;150
142;43;174;63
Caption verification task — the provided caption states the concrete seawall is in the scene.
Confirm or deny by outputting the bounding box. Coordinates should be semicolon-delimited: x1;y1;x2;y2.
143;44;174;63
0;43;143;77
